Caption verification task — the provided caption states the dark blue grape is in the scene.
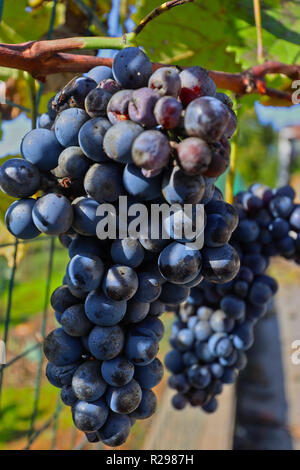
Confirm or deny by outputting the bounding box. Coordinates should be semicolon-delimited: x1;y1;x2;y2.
162;166;206;205
123;163;162;201
72;360;107;401
61;304;93;337
86;65;113;84
158;242;202;285
201;244;240;283
111;238;144;268
106;379;142;414
71;197;99;237
88;325;125;361
101;356;134;387
46;362;80;388
5;198;40;239
0;158;40;198
164;350;184;374
32;193;73;235
124;299;149;323
112;47;152;89
85;88;112;118
159;282;190;305
72;398;108;432
56;146;90;179
125;328;159;366
79;117;111;163
103;265;138;301
44;328;84;366
98;412;131;447
84;162;124;203
134;358;163;389
85;290;126;326
67;254;104;293
129;388;157;419
61;385;78;406
21;128;63;171
55;108;89;147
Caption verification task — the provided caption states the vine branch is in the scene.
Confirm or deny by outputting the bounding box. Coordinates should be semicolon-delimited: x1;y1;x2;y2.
0;40;297;103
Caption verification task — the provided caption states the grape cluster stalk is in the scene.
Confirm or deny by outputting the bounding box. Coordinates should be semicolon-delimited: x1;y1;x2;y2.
166;183;300;413
0;47;239;446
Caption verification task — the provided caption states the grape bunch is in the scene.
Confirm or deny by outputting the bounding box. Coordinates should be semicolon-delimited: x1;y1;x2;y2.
0;46;239;446
233;183;300;261
166;183;300;413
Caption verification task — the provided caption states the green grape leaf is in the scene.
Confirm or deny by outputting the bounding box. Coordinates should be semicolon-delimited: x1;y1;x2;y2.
132;0;300;74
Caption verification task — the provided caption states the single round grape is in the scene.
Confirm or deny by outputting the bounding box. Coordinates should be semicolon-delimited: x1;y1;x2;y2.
125;328;159;366
72;360;107;402
21;128;63;171
99;412;131;447
86;65;113;84
85;88;112;118
78;117;111;163
72;399;108;432
148;67;181;97
55;108;89;147
184;97;229;142
67;254;104;293
159;282;190;305
128;87;160;127
84;163;124;203
107;379;142;414
179;66;216;106
112;47;152;89
123;299;150;323
43;328;84;366
154;96;183;129
56;146;90;179
88;325;125;361
61;304;93;337
134;358;164;389
177;137;212;176
158;242;202;285
51;285;80;314
38;113;53;130
103;121;143;164
162;166;206;204
132;129;170;171
101;357;134;387
46;362;80;388
129;388;157;419
85;290;127;326
32;193;73;235
107;90;133;124
0;158;41;198
71;197;99;237
201;244;240;283
103;265;139;301
111;238;144;268
123;163;163;201
5;198;40;240
202;139;230;178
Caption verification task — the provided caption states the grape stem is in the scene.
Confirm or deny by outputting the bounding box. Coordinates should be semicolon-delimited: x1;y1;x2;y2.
225;99;239;205
133;1;194;35
253;0;264;64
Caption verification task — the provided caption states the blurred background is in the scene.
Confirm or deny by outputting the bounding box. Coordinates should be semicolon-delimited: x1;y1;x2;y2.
0;0;300;450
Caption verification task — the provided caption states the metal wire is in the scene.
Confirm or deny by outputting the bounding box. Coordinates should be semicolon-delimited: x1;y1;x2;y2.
0;0;114;451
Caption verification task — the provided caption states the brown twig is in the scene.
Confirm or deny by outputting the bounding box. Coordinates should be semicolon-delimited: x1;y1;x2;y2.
0;40;298;103
133;0;194;35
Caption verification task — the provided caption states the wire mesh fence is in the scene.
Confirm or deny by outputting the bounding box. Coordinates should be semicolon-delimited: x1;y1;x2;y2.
0;0;107;451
